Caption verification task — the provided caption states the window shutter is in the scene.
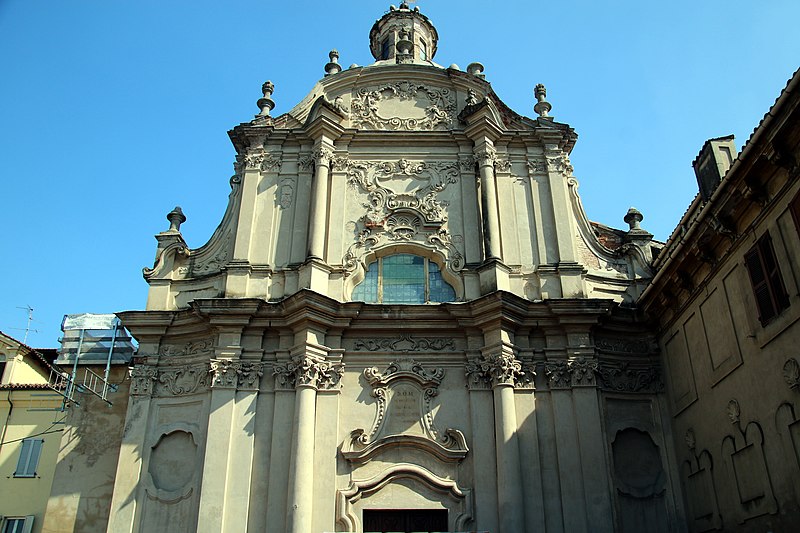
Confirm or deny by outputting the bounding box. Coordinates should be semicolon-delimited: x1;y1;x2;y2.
14;439;43;477
760;236;790;311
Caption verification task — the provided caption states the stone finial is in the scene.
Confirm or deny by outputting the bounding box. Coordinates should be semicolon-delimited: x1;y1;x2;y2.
624;207;644;231
167;206;186;233
534;84;552;117
395;27;413;63
324;49;342;76
399;1;410;9
467;62;485;79
257;80;275;117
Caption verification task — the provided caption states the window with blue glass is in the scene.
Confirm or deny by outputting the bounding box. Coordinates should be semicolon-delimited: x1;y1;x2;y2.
352;254;455;304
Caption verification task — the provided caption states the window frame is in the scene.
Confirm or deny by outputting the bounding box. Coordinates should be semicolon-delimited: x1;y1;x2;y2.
744;232;790;326
13;438;43;478
352;254;455;304
2;516;34;533
790;191;800;235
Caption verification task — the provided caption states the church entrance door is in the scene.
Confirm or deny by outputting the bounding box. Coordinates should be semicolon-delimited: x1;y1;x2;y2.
362;509;448;532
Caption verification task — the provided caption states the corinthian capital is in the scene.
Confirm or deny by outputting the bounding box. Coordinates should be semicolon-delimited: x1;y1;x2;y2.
274;355;344;390
312;145;335;168
466;351;531;388
473;146;496;168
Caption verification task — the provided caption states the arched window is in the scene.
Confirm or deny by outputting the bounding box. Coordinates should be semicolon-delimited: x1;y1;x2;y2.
352;254;455;304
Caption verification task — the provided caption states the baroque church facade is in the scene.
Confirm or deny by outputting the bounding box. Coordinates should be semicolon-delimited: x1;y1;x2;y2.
108;5;677;532
36;4;800;533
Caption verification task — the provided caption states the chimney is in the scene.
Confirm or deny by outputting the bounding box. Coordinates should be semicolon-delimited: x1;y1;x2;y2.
692;135;737;201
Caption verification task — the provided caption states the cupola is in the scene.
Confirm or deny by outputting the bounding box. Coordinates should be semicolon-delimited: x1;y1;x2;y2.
369;2;439;64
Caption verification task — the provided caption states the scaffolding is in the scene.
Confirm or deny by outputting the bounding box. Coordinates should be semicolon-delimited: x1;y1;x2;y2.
47;314;135;407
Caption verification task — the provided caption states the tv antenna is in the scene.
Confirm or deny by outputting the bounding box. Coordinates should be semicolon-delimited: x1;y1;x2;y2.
14;305;39;344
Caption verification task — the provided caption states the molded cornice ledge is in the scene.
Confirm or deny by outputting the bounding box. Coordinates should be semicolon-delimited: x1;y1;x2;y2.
460;100;505;142
303;106;346;141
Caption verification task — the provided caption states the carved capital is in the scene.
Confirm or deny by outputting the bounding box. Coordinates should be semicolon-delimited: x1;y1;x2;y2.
313;145;335;168
545;153;573;175
568;357;598;387
130;365;158;396
298;153;314;172
243;151;265;170
474;146;496;168
466;351;532;389
209;360;265;390
544;360;571;389
274;355;344;391
527;159;547;175
494;157;511;173
260;153;283;172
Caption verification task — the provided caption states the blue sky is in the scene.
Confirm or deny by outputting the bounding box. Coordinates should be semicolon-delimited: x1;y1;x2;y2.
1;0;798;347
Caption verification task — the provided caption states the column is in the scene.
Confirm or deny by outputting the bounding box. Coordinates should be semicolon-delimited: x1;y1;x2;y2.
489;350;526;531
276;353;344;533
307;143;333;260
475;142;501;260
107;365;157;533
467;344;526;530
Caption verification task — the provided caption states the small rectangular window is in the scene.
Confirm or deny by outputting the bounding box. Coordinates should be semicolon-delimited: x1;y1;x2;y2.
14;438;43;478
419;40;428;61
745;233;789;325
2;517;34;533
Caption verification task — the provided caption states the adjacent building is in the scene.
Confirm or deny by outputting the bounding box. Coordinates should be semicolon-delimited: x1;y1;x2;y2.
0;332;62;533
640;67;800;532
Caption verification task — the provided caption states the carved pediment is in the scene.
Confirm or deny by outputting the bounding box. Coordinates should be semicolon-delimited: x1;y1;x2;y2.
343;359;468;464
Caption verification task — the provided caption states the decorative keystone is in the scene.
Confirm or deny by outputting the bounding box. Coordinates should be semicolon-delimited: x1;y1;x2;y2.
325;49;342;76
257;80;275;117
166;206;186;233
466;62;485;80
534;84;552;117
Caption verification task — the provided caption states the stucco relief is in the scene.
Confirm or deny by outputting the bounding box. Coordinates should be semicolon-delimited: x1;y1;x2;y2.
158;338;215;357
596;361;664;393
350;82;456;130
340;158;464;274
344;359;468;463
157;364;212;397
353;335;455;352
681;429;722;531
783;357;800;390
720;399;778;523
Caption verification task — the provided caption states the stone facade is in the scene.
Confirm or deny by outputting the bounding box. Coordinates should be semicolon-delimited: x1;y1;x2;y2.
641;68;800;532
66;3;761;532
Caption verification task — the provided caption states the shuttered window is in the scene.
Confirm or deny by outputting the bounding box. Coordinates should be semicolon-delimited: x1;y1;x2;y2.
745;233;789;325
13;438;43;478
